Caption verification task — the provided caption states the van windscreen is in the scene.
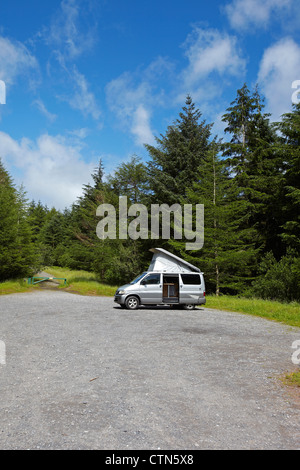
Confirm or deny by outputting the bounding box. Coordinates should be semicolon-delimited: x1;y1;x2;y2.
130;273;147;284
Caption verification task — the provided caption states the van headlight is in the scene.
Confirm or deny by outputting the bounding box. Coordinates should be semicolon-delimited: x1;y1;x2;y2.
118;290;126;295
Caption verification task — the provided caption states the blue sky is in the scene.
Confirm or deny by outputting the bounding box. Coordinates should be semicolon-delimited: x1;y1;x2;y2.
0;0;300;209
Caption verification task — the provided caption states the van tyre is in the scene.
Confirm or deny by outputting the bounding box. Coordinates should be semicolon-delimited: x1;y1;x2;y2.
183;304;195;310
125;296;139;310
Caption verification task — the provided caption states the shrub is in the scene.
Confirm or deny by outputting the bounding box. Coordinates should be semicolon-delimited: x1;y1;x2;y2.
251;251;300;302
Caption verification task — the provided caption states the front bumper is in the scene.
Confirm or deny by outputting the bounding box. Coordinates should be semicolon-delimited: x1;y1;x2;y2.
114;294;126;305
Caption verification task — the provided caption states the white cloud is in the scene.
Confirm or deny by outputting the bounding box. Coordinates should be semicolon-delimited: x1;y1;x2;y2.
41;1;100;121
106;71;157;146
224;0;293;30
67;128;90;139
0;36;38;86
183;28;245;78
0;131;95;209
179;27;246;102
131;105;155;147
106;29;245;143
46;0;96;60
257;38;300;120
32;99;57;122
64;67;101;120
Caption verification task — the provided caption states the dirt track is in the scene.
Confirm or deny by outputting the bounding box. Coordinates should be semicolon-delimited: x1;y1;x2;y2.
0;289;299;450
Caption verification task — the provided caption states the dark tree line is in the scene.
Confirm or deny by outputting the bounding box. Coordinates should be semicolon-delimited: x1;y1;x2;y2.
1;85;299;301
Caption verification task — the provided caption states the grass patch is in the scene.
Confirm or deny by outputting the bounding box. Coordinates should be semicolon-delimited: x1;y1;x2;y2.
206;295;300;328
281;371;300;388
44;266;117;297
0;278;33;295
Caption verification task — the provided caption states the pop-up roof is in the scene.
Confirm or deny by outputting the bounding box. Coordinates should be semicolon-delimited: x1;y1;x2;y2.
147;248;201;273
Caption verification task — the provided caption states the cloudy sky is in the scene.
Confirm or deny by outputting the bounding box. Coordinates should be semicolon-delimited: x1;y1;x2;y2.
0;0;299;209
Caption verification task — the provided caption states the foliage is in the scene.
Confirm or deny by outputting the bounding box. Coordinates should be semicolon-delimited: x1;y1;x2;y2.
275;103;300;254
0;162;37;280
251;250;300;302
146;95;212;204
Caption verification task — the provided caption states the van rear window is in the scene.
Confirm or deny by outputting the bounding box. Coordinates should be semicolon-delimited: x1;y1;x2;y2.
181;274;201;285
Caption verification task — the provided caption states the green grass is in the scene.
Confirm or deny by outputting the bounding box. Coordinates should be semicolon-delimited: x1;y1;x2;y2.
0;278;33;295
206;295;300;328
44;266;118;297
281;371;300;388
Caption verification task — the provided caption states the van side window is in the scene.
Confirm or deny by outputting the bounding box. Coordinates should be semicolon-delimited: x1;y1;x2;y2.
142;274;161;284
181;274;200;285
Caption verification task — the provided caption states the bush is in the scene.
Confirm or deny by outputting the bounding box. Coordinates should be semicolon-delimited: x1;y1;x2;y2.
251;251;300;302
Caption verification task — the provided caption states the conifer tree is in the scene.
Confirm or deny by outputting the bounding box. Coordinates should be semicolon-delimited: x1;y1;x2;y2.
222;84;281;257
0;160;36;280
276;103;300;255
27;200;50;243
146;95;212;204
172;141;257;295
107;155;148;203
0;160;19;280
63;159;109;271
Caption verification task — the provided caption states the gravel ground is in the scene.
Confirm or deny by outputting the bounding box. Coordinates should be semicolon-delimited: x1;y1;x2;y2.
0;289;299;450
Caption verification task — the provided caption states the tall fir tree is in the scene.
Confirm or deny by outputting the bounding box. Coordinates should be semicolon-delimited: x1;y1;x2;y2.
107;155;148;204
222;84;281;259
144;95;215;259
171;141;257;295
146;95;212;205
275;103;300;255
27;200;50;244
0;160;36;280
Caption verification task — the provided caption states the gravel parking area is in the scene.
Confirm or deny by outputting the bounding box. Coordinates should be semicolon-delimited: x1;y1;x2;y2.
0;289;299;450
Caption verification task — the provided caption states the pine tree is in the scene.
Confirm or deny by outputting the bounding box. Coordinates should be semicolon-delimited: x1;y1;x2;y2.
146;95;213;204
0;160;36;280
0;161;18;280
27;200;49;242
171;141;257;295
222;84;281;257
107;155;148;204
61;160;109;272
276;103;300;255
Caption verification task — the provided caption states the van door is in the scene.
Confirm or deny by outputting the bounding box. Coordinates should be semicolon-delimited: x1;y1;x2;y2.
162;275;179;304
139;273;162;304
179;273;202;304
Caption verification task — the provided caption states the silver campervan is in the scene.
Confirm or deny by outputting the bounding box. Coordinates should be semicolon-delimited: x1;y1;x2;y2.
114;248;206;310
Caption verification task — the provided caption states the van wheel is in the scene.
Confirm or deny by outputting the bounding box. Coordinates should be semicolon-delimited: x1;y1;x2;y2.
125;296;139;310
183;304;195;310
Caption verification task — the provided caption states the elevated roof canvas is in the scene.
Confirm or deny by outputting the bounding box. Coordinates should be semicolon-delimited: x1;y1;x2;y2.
147;248;201;273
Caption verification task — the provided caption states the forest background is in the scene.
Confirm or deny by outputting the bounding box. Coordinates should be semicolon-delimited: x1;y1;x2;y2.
1;84;299;303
